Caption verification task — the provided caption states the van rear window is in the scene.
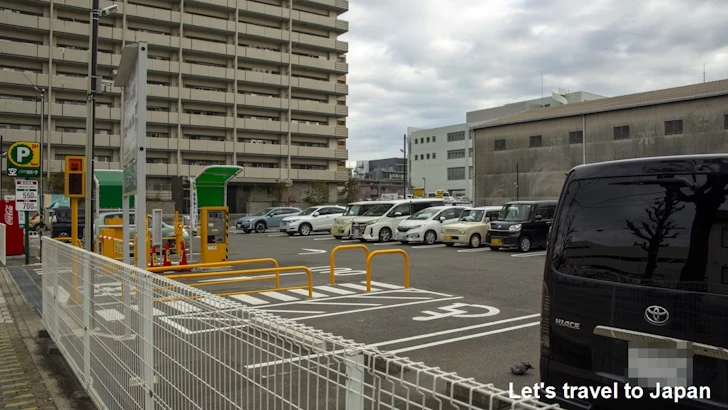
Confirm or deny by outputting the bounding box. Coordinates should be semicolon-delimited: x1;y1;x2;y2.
551;174;728;294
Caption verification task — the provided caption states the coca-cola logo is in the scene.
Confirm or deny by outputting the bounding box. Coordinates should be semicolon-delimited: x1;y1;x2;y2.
4;204;13;226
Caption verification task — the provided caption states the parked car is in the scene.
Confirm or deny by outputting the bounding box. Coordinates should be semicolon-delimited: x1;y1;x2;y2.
440;206;501;248
236;207;301;233
541;154;728;410
350;198;446;243
396;206;466;245
50;208;86;240
331;201;383;239
485;200;557;252
280;205;345;236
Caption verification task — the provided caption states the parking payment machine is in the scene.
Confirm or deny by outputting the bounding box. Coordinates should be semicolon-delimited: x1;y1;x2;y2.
200;206;229;263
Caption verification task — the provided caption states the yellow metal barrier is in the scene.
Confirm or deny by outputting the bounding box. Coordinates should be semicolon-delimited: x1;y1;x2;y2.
154;265;314;302
365;249;410;292
329;244;370;285
161;258;281;288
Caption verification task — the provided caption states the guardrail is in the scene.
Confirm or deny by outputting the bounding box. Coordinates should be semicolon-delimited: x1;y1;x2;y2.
329;244;370;285
164;265;312;299
366;249;410;292
41;236;556;410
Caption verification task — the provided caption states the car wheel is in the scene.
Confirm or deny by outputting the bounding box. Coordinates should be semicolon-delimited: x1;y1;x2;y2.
445;243;454;247
299;223;312;237
255;221;266;233
333;236;343;240
489;246;500;251
519;236;532;252
423;230;437;245
378;228;392;242
468;233;481;248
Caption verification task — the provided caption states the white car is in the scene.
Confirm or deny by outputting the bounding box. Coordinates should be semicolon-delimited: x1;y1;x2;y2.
396;206;467;245
351;198;446;242
279;205;345;236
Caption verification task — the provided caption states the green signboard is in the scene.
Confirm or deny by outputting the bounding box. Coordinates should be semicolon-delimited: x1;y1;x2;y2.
7;141;41;178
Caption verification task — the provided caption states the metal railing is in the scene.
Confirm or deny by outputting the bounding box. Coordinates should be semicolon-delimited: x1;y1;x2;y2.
366;249;410;292
42;237;558;410
329;244;370;285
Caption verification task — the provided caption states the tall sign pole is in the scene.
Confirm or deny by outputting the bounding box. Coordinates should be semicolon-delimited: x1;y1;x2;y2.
115;41;152;409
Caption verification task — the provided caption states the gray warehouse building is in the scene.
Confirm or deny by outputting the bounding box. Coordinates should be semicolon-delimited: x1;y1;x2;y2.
472;79;728;205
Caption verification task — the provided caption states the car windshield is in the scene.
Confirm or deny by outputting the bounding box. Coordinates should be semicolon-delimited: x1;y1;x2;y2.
363;203;394;217
409;208;439;221
299;207;318;216
552;174;728;294
497;204;533;221
458;209;484;222
253;208;274;217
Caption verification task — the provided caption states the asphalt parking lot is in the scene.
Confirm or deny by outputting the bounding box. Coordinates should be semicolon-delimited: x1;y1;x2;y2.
11;228;547;394
191;228;548;391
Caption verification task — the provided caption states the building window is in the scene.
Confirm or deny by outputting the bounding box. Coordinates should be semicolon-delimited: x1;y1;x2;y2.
613;125;630;140
447;149;465;159
426;137;430;143
569;131;584;144
494;139;506;151
469;166;473;179
468;148;473;157
529;135;542;148
432;136;436;142
432;152;436;159
414;155;418;161
426;153;430;159
447;131;465;142
665;120;683;135
447;167;465;180
414;139;418;144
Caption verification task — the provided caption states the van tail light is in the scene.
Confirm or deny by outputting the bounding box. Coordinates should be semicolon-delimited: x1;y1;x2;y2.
540;281;550;351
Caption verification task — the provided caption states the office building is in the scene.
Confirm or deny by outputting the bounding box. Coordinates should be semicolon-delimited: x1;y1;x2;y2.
472;79;728;205
408;90;606;199
0;0;349;212
353;158;406;199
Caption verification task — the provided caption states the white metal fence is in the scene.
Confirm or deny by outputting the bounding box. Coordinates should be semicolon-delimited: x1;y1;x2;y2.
41;237;558;410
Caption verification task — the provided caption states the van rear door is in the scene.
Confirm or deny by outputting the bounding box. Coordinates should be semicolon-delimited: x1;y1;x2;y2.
547;172;728;407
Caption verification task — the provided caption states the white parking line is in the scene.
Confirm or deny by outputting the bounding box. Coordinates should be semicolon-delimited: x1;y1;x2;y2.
410;244;446;249
457;248;490;253
267;234;288;237
288;289;329;298
313;237;336;241
511;251;547;258
388;321;540;354
314;285;355;295
259;291;298;302
373;242;400;246
229;294;269;305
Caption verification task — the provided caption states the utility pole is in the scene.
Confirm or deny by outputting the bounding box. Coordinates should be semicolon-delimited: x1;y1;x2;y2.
84;0;101;251
402;134;407;197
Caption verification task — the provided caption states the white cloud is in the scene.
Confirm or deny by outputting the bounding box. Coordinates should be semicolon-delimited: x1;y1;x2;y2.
340;0;728;162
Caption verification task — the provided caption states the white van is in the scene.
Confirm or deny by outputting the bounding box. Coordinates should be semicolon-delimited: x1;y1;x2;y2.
350;198;446;242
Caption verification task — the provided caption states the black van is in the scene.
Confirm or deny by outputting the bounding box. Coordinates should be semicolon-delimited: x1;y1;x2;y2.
485;200;557;252
541;154;728;409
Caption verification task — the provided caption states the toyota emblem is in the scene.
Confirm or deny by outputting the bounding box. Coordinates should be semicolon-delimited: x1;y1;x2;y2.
644;305;669;326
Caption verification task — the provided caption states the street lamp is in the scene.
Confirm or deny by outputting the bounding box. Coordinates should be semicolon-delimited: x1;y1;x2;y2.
84;2;118;251
422;177;426;195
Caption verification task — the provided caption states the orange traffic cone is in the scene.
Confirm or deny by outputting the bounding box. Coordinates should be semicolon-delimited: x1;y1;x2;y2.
179;241;188;266
149;245;157;267
163;242;172;267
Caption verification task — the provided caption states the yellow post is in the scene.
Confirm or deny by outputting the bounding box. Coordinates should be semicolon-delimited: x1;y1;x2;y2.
174;210;182;255
365;249;410;292
69;197;82;304
329;244;370;285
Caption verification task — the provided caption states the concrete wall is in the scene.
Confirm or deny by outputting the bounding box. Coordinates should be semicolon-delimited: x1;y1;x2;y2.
473;95;728;205
409;124;471;195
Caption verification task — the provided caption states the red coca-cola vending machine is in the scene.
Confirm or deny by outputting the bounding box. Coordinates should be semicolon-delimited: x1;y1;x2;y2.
1;200;25;256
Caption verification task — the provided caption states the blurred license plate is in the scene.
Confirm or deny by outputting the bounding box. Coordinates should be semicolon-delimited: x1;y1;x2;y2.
492;239;502;246
443;235;451;241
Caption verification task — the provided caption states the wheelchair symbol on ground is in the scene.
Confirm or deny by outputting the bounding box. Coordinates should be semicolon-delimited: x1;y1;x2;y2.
412;302;500;321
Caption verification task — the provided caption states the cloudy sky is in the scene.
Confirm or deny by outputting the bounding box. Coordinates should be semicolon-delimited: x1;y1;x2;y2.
339;0;728;164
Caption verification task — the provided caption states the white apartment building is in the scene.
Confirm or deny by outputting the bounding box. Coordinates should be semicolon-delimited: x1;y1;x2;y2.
408;90;607;199
0;0;349;210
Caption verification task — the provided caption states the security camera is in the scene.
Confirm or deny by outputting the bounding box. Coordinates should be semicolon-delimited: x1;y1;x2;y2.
100;5;118;16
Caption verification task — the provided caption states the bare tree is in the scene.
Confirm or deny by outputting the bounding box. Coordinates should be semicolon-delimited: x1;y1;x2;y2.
625;189;685;279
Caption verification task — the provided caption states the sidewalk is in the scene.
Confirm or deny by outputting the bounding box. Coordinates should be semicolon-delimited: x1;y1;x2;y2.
0;263;79;409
